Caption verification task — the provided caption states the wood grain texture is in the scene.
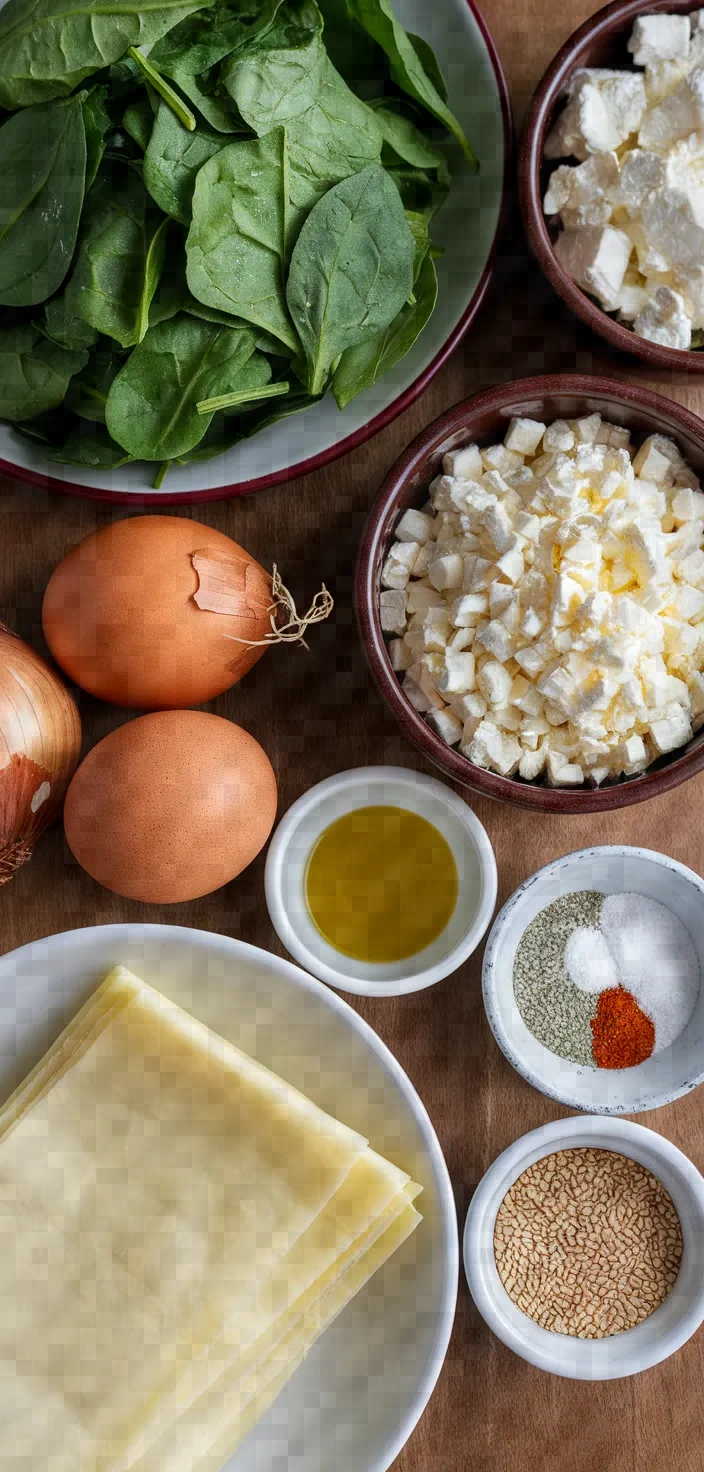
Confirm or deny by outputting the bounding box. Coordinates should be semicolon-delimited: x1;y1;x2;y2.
2;2;704;1469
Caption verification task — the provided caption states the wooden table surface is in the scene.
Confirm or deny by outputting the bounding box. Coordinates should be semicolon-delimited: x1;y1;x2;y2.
2;3;704;1470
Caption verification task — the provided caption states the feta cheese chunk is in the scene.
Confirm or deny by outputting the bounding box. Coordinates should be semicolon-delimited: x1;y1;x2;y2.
555;225;632;309
504;417;546;455
628;14;690;67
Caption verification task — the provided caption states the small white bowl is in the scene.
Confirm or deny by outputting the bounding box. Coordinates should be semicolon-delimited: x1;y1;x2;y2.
264;766;497;996
464;1114;704;1380
483;845;704;1115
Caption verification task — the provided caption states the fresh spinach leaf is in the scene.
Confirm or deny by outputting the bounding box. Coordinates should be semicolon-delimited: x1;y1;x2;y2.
333;247;436;406
64;346;122;421
41;295;99;351
181;381;321;459
105;312;261;458
144;100;224;222
182;294;293;355
186;130;297;350
0;96;86;308
128;45;197;130
123;98;155;151
404;209;429;281
82;86;111;187
370;101;450;183
0;325;88;420
162;63;242;131
0;0;214;109
136;217;169;340
64;164;167;348
49;421;134;467
196;377;289;412
316;0;380;85
222;0;382;213
150;0;285;76
386;162;448;220
406;32;448;101
286;162;414;394
346;0;476;165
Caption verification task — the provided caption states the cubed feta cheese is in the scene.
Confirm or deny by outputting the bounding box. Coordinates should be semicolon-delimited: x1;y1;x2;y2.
649;709;693;752
504;417;546;455
380;589;407;633
442;444;483;479
475;620;514;663
406;582;444;614
628;14;690;68
427;707;463;745
428;553;463;591
389;637;413;672
477;660;513;707
633;285;692;350
395;507;435;545
450;592;489;626
639;68;704;150
555;225;633;310
437;651;476;695
519;743;548;780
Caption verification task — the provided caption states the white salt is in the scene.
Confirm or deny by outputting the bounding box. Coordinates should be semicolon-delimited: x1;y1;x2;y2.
599;892;700;1052
565;925;620;994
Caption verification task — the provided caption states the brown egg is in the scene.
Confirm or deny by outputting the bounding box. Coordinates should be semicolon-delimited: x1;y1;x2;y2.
63;711;277;902
42;516;274;709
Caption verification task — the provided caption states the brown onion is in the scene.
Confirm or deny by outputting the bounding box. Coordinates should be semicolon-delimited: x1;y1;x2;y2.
0;624;82;884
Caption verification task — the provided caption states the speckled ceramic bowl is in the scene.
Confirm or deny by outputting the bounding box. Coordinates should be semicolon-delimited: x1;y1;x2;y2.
482;845;704;1114
463;1114;704;1378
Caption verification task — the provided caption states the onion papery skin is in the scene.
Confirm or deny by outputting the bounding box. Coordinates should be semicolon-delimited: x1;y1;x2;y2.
0;625;82;884
41;517;274;710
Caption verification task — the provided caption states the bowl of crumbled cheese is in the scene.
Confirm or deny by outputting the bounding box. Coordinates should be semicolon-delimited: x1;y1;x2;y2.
519;0;704;368
356;373;704;811
463;1114;704;1377
482;844;704;1113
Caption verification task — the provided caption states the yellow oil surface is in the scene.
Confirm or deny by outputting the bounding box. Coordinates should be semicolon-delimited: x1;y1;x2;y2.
305;805;458;964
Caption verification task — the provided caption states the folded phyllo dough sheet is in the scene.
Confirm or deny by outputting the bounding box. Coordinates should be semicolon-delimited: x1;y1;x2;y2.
0;966;422;1472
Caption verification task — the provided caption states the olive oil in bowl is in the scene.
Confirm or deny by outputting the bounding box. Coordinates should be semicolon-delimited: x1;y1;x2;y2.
305;805;458;964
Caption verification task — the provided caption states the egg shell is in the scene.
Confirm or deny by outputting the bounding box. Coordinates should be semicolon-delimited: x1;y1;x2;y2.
63;711;277;903
42;516;273;709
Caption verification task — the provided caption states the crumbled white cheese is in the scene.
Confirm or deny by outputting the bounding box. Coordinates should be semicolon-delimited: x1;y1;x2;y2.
383;416;704;786
544;17;704;349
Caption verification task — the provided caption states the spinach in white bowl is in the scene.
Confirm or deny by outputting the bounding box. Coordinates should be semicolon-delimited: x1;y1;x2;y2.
0;0;478;488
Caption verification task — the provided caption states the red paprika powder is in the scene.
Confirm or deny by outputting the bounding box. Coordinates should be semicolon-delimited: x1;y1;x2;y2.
590;985;655;1068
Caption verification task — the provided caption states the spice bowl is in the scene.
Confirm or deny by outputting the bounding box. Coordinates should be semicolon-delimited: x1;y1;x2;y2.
483;845;704;1114
264;766;497;996
463;1114;704;1378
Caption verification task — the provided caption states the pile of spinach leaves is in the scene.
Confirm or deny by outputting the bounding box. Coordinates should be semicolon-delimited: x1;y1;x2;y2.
0;0;475;484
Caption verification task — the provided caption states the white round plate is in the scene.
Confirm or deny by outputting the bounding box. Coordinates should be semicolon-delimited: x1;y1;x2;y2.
0;922;458;1472
0;0;509;503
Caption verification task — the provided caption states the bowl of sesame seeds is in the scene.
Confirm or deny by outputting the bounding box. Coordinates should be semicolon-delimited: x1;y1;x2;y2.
482;844;704;1114
463;1114;704;1378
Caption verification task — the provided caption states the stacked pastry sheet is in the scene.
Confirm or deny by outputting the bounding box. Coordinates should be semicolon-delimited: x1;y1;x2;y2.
0;966;421;1471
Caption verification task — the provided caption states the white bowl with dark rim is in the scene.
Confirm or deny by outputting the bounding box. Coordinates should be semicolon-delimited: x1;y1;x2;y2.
463;1114;704;1380
482;845;704;1115
0;0;510;505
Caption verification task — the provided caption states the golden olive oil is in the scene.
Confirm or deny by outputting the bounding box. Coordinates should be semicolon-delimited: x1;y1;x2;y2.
305;805;458;964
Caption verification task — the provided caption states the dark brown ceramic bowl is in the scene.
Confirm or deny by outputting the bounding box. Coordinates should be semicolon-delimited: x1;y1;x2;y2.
356;374;704;814
518;0;704;372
